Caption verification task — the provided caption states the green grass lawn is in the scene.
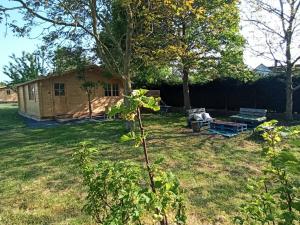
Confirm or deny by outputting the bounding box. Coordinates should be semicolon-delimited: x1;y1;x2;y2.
0;104;299;225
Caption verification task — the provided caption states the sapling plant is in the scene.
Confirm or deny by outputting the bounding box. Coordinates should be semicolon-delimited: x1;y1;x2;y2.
80;80;99;119
235;120;300;225
74;89;186;225
108;89;186;225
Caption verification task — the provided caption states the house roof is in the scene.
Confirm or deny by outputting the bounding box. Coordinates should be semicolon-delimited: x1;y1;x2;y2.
254;64;272;73
16;65;113;87
254;63;300;76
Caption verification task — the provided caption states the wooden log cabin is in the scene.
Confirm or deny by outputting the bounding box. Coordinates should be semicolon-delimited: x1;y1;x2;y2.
16;65;124;120
0;86;18;103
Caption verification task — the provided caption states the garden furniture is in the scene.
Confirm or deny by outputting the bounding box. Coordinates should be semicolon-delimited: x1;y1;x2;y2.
187;108;213;128
209;120;247;137
230;108;267;126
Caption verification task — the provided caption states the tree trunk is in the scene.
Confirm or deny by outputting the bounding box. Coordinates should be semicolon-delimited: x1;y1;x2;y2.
182;67;191;111
124;76;132;96
87;92;93;119
285;24;293;120
285;68;293;120
123;5;134;130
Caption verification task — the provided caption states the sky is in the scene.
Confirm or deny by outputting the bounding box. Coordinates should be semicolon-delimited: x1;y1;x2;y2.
0;28;267;83
0;25;42;82
0;2;274;83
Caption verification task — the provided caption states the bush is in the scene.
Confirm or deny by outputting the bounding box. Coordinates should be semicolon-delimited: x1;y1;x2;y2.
235;120;300;225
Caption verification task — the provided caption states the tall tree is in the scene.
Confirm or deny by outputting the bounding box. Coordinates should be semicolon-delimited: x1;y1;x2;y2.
0;0;152;98
243;0;300;120
141;0;245;110
3;51;44;88
51;47;87;74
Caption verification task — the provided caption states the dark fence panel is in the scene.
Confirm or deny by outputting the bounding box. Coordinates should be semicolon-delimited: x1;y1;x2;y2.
145;76;300;113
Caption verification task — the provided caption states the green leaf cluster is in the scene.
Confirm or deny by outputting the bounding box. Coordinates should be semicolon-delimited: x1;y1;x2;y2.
235;121;300;224
3;51;45;89
74;89;186;224
74;142;186;225
108;89;161;121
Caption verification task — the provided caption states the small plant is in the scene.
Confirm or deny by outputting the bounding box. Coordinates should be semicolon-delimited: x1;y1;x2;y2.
235;120;300;225
74;90;186;225
80;81;99;119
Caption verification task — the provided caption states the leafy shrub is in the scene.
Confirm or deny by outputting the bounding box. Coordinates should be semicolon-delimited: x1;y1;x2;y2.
74;89;186;225
235;120;300;225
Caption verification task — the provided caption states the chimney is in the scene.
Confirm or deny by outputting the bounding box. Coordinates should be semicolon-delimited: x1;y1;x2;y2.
274;60;278;68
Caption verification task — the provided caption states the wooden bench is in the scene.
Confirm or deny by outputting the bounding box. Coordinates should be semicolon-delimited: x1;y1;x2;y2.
230;108;267;126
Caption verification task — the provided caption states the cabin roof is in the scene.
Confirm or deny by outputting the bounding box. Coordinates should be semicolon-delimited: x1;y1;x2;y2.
16;65;115;87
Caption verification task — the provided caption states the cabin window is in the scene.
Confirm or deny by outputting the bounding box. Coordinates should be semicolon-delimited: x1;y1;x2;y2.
28;84;35;100
54;83;65;96
6;90;10;95
104;83;112;96
112;84;119;96
104;83;119;96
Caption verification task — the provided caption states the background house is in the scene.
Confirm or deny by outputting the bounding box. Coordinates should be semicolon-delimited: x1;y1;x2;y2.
253;64;272;76
16;65;124;120
0;86;18;103
254;63;300;77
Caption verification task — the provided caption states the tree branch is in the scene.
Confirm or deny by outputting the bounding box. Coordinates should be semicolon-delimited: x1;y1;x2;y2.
11;0;96;38
279;0;288;37
293;84;300;91
245;19;285;39
292;55;300;66
12;0;76;27
0;6;23;12
265;35;284;67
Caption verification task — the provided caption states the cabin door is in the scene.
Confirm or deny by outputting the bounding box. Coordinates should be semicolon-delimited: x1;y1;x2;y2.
53;82;68;116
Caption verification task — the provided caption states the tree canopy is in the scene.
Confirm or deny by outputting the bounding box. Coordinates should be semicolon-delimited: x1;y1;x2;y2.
0;0;154;96
136;0;246;109
1;0;249;108
3;51;44;88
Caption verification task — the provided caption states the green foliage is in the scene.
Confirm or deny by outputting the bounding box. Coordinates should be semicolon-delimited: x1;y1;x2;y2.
74;142;146;224
81;81;99;91
108;89;160;121
140;0;246;74
235;121;300;225
3;51;45;88
74;140;186;224
74;89;186;224
51;47;92;75
134;0;249;108
132;65;180;87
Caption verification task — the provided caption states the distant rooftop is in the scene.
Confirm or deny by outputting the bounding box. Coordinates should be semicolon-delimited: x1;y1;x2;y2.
254;63;300;76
